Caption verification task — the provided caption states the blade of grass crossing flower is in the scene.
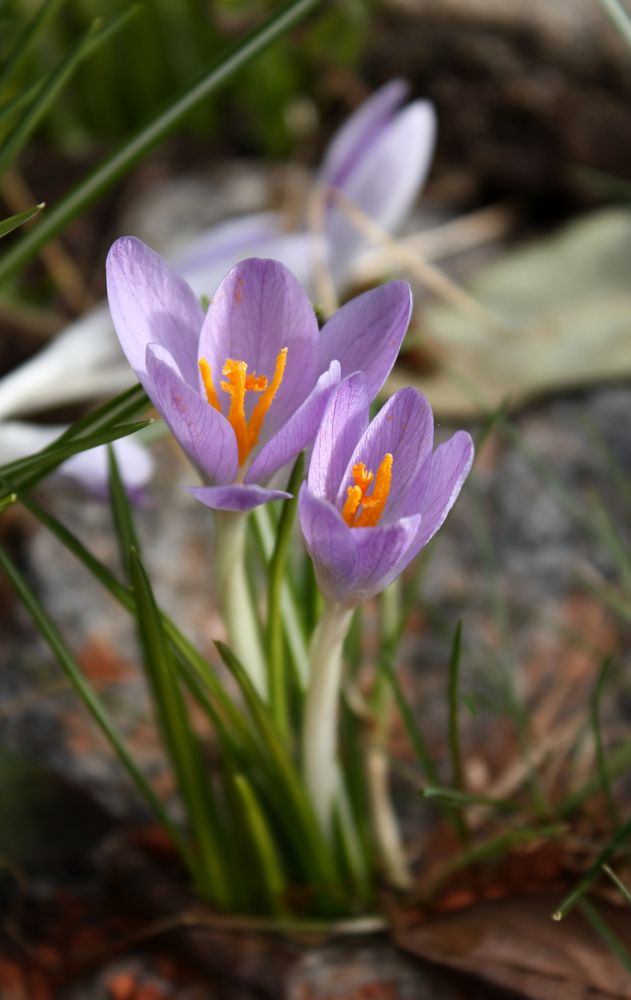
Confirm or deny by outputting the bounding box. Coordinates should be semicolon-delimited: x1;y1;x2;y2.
107;444;141;579
0;0;323;286
591;654;620;828
56;384;148;442
447;621;469;843
17;489;252;751
599;0;631;48
129;547;232;907
0;0;65;92
0;420;149;499
0;202;44;238
579;899;631;975
233;773;288;916
0;541;194;870
266;453;303;739
215;640;336;889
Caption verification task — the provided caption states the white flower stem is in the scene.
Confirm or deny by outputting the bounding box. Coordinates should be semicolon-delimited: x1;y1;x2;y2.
366;704;412;891
303;601;353;834
214;510;267;698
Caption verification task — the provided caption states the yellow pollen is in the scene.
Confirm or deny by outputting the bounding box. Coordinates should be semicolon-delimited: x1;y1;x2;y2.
342;453;393;528
198;348;288;466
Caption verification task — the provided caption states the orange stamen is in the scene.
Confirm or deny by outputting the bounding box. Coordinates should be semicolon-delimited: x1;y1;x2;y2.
248;347;288;453
342;453;393;528
199;358;220;410
198;348;288;466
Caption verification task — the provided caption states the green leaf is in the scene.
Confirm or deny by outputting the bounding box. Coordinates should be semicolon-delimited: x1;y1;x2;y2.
0;541;191;868
233;772;287;916
447;621;468;843
0;0;323;287
129;547;232;907
0;202;44;238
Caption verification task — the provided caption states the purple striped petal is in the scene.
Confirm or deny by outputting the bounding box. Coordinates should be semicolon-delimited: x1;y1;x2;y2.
336;388;434;516
197;258;319;443
246;360;340;485
410;430;474;553
320;79;409;190
146;344;237;485
106;237;203;389
187;483;290;512
349;514;422;605
318;280;411;400
298;485;358;605
308;373;368;504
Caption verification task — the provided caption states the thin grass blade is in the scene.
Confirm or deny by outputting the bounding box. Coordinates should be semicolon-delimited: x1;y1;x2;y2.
0;0;322;285
0;0;65;92
0;202;44;238
233;773;287;916
0;541;192;868
129;547;232;907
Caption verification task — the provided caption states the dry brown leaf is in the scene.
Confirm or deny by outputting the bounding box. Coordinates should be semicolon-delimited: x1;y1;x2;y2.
393;895;631;999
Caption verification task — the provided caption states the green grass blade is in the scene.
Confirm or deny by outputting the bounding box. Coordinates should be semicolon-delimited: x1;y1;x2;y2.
0;20;102;180
0;0;322;286
17;489;252;748
423;785;518;814
56;383;148;442
0;541;192;867
599;0;631;48
0;202;44;238
602;863;631;906
380;654;439;786
107;444;140;578
579;899;631;975
447;621;469;843
129;547;231;908
0;419;149;499
590;654;619;828
266;453;303;740
553;812;631;920
0;0;65;92
233;773;287;916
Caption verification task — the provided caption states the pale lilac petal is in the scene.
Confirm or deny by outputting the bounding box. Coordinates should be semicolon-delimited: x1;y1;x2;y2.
188;483;290;512
410;430;474;553
106;237;204;389
298;485;357;605
325;101;436;284
337;388;434;516
146;344;238;484
246;360;340;485
317;281;411;399
349;514;422;605
320;80;409;189
177;214;317;297
197;258;319;442
308;373;368;504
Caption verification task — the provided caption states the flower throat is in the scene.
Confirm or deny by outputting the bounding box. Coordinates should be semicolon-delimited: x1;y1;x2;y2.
342;453;393;528
199;348;287;465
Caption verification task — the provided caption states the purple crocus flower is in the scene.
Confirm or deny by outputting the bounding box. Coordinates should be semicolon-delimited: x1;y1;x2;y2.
299;373;474;607
106;239;412;512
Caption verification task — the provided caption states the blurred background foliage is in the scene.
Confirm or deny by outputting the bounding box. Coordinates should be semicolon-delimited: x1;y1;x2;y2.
1;0;372;157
